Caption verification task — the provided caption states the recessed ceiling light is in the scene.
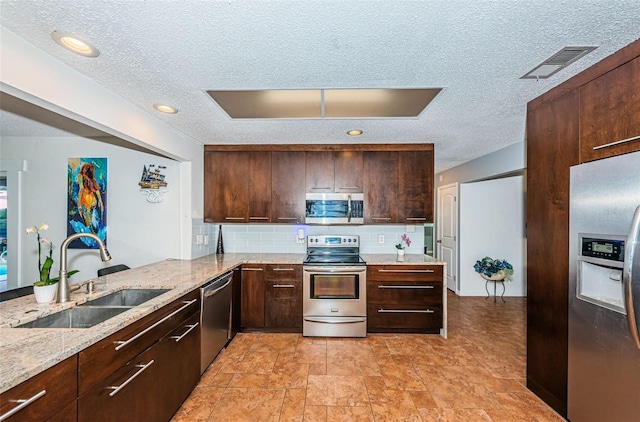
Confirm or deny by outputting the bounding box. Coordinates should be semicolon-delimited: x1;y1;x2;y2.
153;103;178;114
347;130;363;136
51;31;99;57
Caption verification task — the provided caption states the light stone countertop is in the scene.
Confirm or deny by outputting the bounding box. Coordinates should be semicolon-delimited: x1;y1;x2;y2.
0;252;442;393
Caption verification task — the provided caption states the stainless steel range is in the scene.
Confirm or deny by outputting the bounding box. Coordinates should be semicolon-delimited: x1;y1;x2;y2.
302;235;367;337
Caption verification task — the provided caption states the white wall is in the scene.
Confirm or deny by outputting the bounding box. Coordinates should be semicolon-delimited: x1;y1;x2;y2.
2;136;182;288
458;176;526;296
193;223;425;255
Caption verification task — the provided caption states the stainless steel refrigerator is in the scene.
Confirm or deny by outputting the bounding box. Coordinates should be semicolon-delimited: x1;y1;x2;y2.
569;150;640;421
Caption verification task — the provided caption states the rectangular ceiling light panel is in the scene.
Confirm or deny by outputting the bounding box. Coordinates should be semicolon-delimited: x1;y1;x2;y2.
323;88;442;118
521;46;597;79
207;90;322;118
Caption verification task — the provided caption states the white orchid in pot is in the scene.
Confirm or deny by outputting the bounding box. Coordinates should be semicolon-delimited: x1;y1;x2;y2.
26;223;78;302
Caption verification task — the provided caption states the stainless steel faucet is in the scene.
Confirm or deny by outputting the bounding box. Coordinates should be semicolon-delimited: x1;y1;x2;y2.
57;233;111;303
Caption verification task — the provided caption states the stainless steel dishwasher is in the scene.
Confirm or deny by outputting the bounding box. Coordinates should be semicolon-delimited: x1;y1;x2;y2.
200;270;233;374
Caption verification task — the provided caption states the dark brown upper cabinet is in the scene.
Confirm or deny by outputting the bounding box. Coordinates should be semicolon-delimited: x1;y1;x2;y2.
397;150;434;223
579;56;640;163
204;151;249;223
271;151;306;223
305;151;363;192
363;151;398;223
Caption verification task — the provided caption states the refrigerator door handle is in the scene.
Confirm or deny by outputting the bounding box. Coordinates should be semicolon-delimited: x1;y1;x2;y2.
623;205;640;349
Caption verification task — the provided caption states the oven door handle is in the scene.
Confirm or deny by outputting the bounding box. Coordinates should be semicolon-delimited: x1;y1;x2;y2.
303;317;366;324
303;267;367;273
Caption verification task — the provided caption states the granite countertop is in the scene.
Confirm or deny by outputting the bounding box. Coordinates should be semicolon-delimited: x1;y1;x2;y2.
0;252;442;393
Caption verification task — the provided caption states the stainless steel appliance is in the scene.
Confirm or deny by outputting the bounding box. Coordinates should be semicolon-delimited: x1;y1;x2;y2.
200;271;233;374
303;235;367;337
305;193;364;225
569;151;640;421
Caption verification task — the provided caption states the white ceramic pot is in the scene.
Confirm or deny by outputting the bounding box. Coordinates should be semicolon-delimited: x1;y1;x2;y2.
34;283;58;303
479;271;506;281
397;249;405;256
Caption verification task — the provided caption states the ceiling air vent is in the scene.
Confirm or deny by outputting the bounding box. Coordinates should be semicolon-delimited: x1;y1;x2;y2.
521;46;597;79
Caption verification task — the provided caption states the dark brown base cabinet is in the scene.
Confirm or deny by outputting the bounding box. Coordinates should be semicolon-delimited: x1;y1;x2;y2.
77;290;201;422
526;39;640;417
366;265;444;334
241;264;303;331
0;355;77;422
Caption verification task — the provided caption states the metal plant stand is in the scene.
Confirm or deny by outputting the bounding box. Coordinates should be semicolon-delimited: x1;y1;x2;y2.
485;279;506;303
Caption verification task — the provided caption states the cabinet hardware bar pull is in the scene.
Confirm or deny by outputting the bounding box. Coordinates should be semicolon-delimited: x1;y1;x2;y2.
378;308;435;314
405;217;427;221
272;284;295;288
277;217;297;220
241;268;264;271
311;187;332;190
107;360;155;397
371;217;391;220
114;299;197;351
249;217;269;220
272;268;295;271
224;217;245;220
593;134;640;150
339;186;360;190
0;390;46;421
377;285;435;289
171;323;199;343
378;269;435;273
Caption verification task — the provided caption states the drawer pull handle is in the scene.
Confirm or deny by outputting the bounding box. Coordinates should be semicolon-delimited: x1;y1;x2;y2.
272;268;295;271
114;299;197;351
272;284;295;288
310;187;332;190
249;217;269;220
338;186;360;190
171;323;199;343
371;217;391;220
593;134;640;150
377;285;435;289
0;389;46;421
241;268;264;271
224;217;245;220
405;217;427;221
107;360;154;397
378;269;435;273
378;308;435;314
277;217;298;220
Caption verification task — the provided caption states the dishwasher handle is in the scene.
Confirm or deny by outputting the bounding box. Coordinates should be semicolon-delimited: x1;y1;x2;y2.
204;278;232;298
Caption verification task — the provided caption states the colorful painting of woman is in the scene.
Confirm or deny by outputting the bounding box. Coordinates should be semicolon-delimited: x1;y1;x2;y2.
67;158;107;249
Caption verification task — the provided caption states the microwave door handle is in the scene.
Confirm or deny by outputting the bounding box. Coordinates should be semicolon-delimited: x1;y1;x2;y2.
623;205;640;349
347;194;352;223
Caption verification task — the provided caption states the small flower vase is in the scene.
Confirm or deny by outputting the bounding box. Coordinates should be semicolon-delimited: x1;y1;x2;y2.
397;249;405;257
34;283;58;303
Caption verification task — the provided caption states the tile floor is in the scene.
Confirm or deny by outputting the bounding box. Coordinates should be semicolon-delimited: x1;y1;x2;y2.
171;292;565;421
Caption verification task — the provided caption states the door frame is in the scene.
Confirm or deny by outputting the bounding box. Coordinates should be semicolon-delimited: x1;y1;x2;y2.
436;182;459;293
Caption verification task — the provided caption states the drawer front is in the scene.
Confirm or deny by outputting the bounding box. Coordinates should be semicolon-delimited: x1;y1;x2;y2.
367;280;442;306
367;265;443;282
367;303;443;330
264;264;302;281
0;355;77;422
78;289;199;395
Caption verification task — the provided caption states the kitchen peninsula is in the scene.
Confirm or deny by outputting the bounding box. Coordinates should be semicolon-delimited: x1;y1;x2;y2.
0;252;445;420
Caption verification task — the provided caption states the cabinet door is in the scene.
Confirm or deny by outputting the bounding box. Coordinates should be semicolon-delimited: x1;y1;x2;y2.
363;151;398;223
0;356;77;422
204;151;249;223
397;150;434;223
241;265;265;328
334;151;363;192
579;57;640;162
264;265;302;329
305;151;334;192
271;151;306;223
248;151;272;222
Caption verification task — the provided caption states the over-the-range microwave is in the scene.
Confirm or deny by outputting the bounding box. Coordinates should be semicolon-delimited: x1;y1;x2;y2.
305;193;364;225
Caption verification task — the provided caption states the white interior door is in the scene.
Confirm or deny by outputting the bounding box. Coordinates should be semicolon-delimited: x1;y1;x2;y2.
437;183;458;292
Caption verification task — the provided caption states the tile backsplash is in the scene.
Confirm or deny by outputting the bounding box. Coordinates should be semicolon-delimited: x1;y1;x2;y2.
192;219;425;256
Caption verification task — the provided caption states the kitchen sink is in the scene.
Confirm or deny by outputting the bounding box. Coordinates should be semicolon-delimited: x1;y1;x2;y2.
16;306;130;329
78;288;170;307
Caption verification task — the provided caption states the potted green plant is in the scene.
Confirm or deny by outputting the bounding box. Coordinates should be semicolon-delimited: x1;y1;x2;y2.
27;223;78;303
473;256;514;281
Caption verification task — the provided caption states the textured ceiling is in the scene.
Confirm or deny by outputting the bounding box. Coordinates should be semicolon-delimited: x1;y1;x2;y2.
1;1;639;172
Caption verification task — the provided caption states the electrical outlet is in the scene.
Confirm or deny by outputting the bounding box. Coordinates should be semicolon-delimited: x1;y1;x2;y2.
203;234;209;245
406;225;416;233
378;235;385;244
196;234;203;245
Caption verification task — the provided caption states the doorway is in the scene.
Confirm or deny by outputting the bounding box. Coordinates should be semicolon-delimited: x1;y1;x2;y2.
0;174;6;292
437;183;458;292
